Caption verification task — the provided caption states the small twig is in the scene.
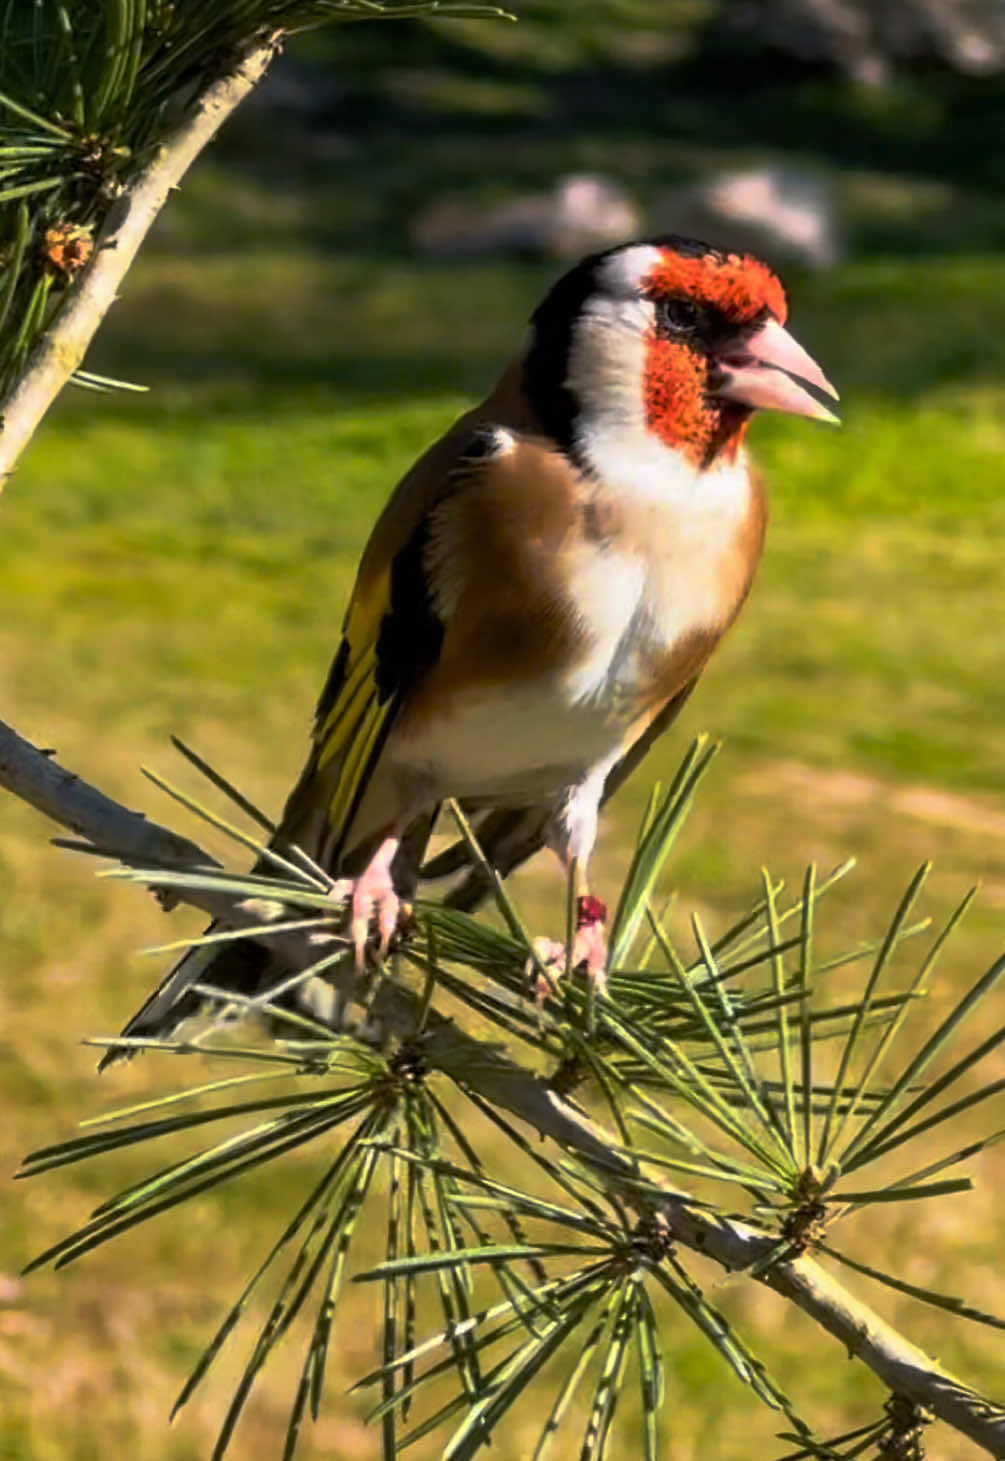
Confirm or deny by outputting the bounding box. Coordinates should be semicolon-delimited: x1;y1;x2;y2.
1;721;1004;1458
0;35;278;483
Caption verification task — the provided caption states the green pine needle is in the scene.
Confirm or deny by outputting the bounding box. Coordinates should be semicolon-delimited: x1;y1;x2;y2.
19;736;1005;1458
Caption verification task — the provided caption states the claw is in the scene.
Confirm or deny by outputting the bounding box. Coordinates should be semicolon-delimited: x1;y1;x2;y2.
377;887;402;952
527;937;566;1000
350;879;400;967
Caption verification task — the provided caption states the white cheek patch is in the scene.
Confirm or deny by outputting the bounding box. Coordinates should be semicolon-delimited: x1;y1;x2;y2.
565;297;652;432
566;290;675;501
560;243;664;439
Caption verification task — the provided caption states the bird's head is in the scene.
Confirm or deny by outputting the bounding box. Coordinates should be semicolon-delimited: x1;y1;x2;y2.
524;235;838;479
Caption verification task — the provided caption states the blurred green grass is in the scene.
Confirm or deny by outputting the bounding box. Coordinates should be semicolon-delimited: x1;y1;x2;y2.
3;92;1005;1461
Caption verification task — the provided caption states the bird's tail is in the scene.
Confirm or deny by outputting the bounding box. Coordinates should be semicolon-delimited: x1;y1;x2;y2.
98;928;273;1071
101;801;439;1070
100;739;355;1069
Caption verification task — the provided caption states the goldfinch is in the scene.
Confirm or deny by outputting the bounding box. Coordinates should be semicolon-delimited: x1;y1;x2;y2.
110;235;837;1052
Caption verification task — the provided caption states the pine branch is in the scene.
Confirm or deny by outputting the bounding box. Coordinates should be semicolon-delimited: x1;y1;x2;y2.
0;35;276;483
2;717;1003;1458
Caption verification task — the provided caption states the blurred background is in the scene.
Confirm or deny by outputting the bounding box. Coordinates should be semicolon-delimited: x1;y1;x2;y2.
2;2;1005;1457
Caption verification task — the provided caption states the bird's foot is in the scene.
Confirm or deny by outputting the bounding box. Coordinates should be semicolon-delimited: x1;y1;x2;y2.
332;841;406;968
528;895;608;999
528;937;565;999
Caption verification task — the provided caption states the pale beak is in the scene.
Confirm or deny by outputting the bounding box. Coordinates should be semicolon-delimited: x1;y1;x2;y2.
711;317;840;424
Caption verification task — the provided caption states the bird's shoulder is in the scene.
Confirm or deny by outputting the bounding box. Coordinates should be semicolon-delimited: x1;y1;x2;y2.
353;368;525;531
349;374;587;628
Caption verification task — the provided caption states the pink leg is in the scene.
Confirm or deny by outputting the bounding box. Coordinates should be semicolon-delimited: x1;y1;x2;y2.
541;765;611;987
342;836;402;968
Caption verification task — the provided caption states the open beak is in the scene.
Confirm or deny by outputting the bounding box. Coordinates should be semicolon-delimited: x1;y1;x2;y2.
711;317;840;424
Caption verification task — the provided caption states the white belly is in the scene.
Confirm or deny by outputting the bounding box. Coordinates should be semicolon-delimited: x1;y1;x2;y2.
393;680;630;805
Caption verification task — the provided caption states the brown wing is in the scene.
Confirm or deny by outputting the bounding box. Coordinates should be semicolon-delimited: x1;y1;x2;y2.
276;424;526;871
277;358;581;867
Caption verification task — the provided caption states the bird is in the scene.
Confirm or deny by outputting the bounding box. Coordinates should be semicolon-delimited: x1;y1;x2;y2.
106;234;838;1060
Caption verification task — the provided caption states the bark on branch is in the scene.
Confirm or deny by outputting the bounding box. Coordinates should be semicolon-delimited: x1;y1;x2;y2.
0;37;277;483
2;716;1003;1457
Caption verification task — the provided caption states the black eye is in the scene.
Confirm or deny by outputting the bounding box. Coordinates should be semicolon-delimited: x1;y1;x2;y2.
657;297;703;337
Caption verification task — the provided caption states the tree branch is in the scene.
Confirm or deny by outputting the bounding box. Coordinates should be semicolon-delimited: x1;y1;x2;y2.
0;716;211;866
2;716;1003;1457
0;36;278;483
